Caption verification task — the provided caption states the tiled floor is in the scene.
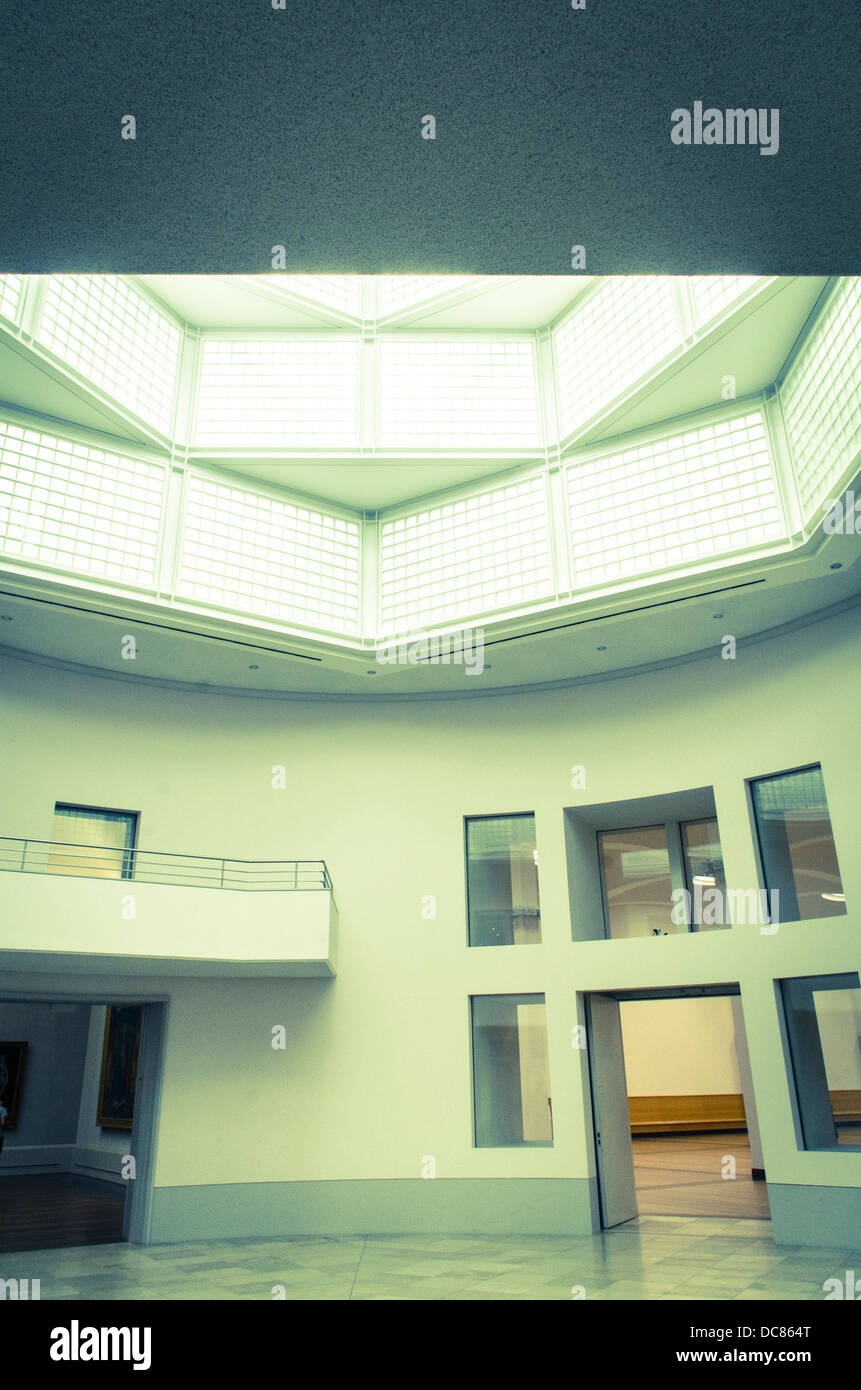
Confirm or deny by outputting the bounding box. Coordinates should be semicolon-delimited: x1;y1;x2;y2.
3;1217;860;1300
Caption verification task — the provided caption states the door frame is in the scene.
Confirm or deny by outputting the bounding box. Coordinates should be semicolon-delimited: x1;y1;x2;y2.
0;988;168;1247
583;982;746;1231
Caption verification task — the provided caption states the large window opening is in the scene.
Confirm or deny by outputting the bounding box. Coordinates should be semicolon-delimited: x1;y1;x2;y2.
465;814;541;947
470;994;552;1146
751;765;846;922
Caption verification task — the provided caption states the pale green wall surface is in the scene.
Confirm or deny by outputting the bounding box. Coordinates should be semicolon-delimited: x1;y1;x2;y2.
1;600;860;1238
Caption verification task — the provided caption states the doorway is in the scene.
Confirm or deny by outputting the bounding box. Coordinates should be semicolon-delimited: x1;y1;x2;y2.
585;986;769;1229
0;996;165;1253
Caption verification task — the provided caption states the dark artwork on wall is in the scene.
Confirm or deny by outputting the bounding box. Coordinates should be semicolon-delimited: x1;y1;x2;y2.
97;1005;143;1131
0;1041;28;1129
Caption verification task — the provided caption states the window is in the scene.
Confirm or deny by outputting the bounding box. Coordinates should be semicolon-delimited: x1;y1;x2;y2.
680;818;728;929
598;826;674;939
597;816;729;938
751;765;846;921
466;814;541;947
471;995;552;1146
48;805;138;880
780;974;861;1149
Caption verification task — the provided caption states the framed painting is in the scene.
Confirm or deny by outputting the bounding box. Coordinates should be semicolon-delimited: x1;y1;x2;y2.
0;1042;27;1129
97;1005;143;1130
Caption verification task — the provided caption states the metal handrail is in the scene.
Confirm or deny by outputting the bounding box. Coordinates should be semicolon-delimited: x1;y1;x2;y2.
0;837;332;892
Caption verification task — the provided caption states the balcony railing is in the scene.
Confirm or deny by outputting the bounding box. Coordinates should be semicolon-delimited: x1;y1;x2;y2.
0;838;332;892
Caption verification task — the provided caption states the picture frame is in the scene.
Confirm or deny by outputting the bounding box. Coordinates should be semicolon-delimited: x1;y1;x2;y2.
97;1005;143;1130
0;1042;28;1130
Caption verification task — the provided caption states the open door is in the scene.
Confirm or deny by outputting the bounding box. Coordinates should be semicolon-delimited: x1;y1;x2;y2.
122;1001;167;1245
587;994;638;1228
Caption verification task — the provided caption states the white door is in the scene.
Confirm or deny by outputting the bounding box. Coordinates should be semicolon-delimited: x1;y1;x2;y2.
587;994;638;1228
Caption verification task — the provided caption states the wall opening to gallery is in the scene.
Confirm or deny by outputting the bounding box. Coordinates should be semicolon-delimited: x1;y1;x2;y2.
586;986;770;1230
0;996;163;1254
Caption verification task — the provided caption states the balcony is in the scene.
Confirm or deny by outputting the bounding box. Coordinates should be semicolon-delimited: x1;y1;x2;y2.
0;838;338;977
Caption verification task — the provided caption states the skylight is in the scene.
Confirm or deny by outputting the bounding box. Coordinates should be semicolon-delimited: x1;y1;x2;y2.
177;472;361;635
257;275;363;317
781;276;861;521
689;275;762;329
377;276;479;317
565;410;785;588
379;339;541;448
36;275;181;436
553;277;680;439
194;338;361;448
379;474;554;633
0;274;23;325
0;419;166;588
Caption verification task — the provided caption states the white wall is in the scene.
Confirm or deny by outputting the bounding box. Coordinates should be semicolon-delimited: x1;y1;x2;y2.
620;997;742;1095
0;1001;90;1151
1;600;860;1200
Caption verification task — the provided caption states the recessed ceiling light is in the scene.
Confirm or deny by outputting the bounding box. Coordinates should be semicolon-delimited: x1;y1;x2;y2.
830;562;842;570
0;615;12;621
821;892;846;902
597;645;607;651
713;613;724;619
367;670;377;675
248;664;259;670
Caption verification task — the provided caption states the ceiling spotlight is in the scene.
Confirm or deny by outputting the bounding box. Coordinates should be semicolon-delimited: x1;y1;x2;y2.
597;645;607;651
830;562;843;570
821;892;846;902
713;613;724;619
367;670;377;675
248;664;259;670
0;615;11;621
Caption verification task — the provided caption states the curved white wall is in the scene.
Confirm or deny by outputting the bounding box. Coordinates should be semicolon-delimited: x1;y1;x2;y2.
1;599;860;1232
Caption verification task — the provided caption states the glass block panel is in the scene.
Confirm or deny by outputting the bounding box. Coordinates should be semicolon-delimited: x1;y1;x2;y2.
0;274;23;325
378;339;540;447
466;814;541;947
781;277;861;521
565;410;785;589
689;275;763;329
195;338;360;447
751;765;846;922
36;275;181;435
257;275;363;316
377;276;479;316
177;472;361;635
0;419;165;588
471;995;553;1146
379;474;553;632
553;277;681;437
